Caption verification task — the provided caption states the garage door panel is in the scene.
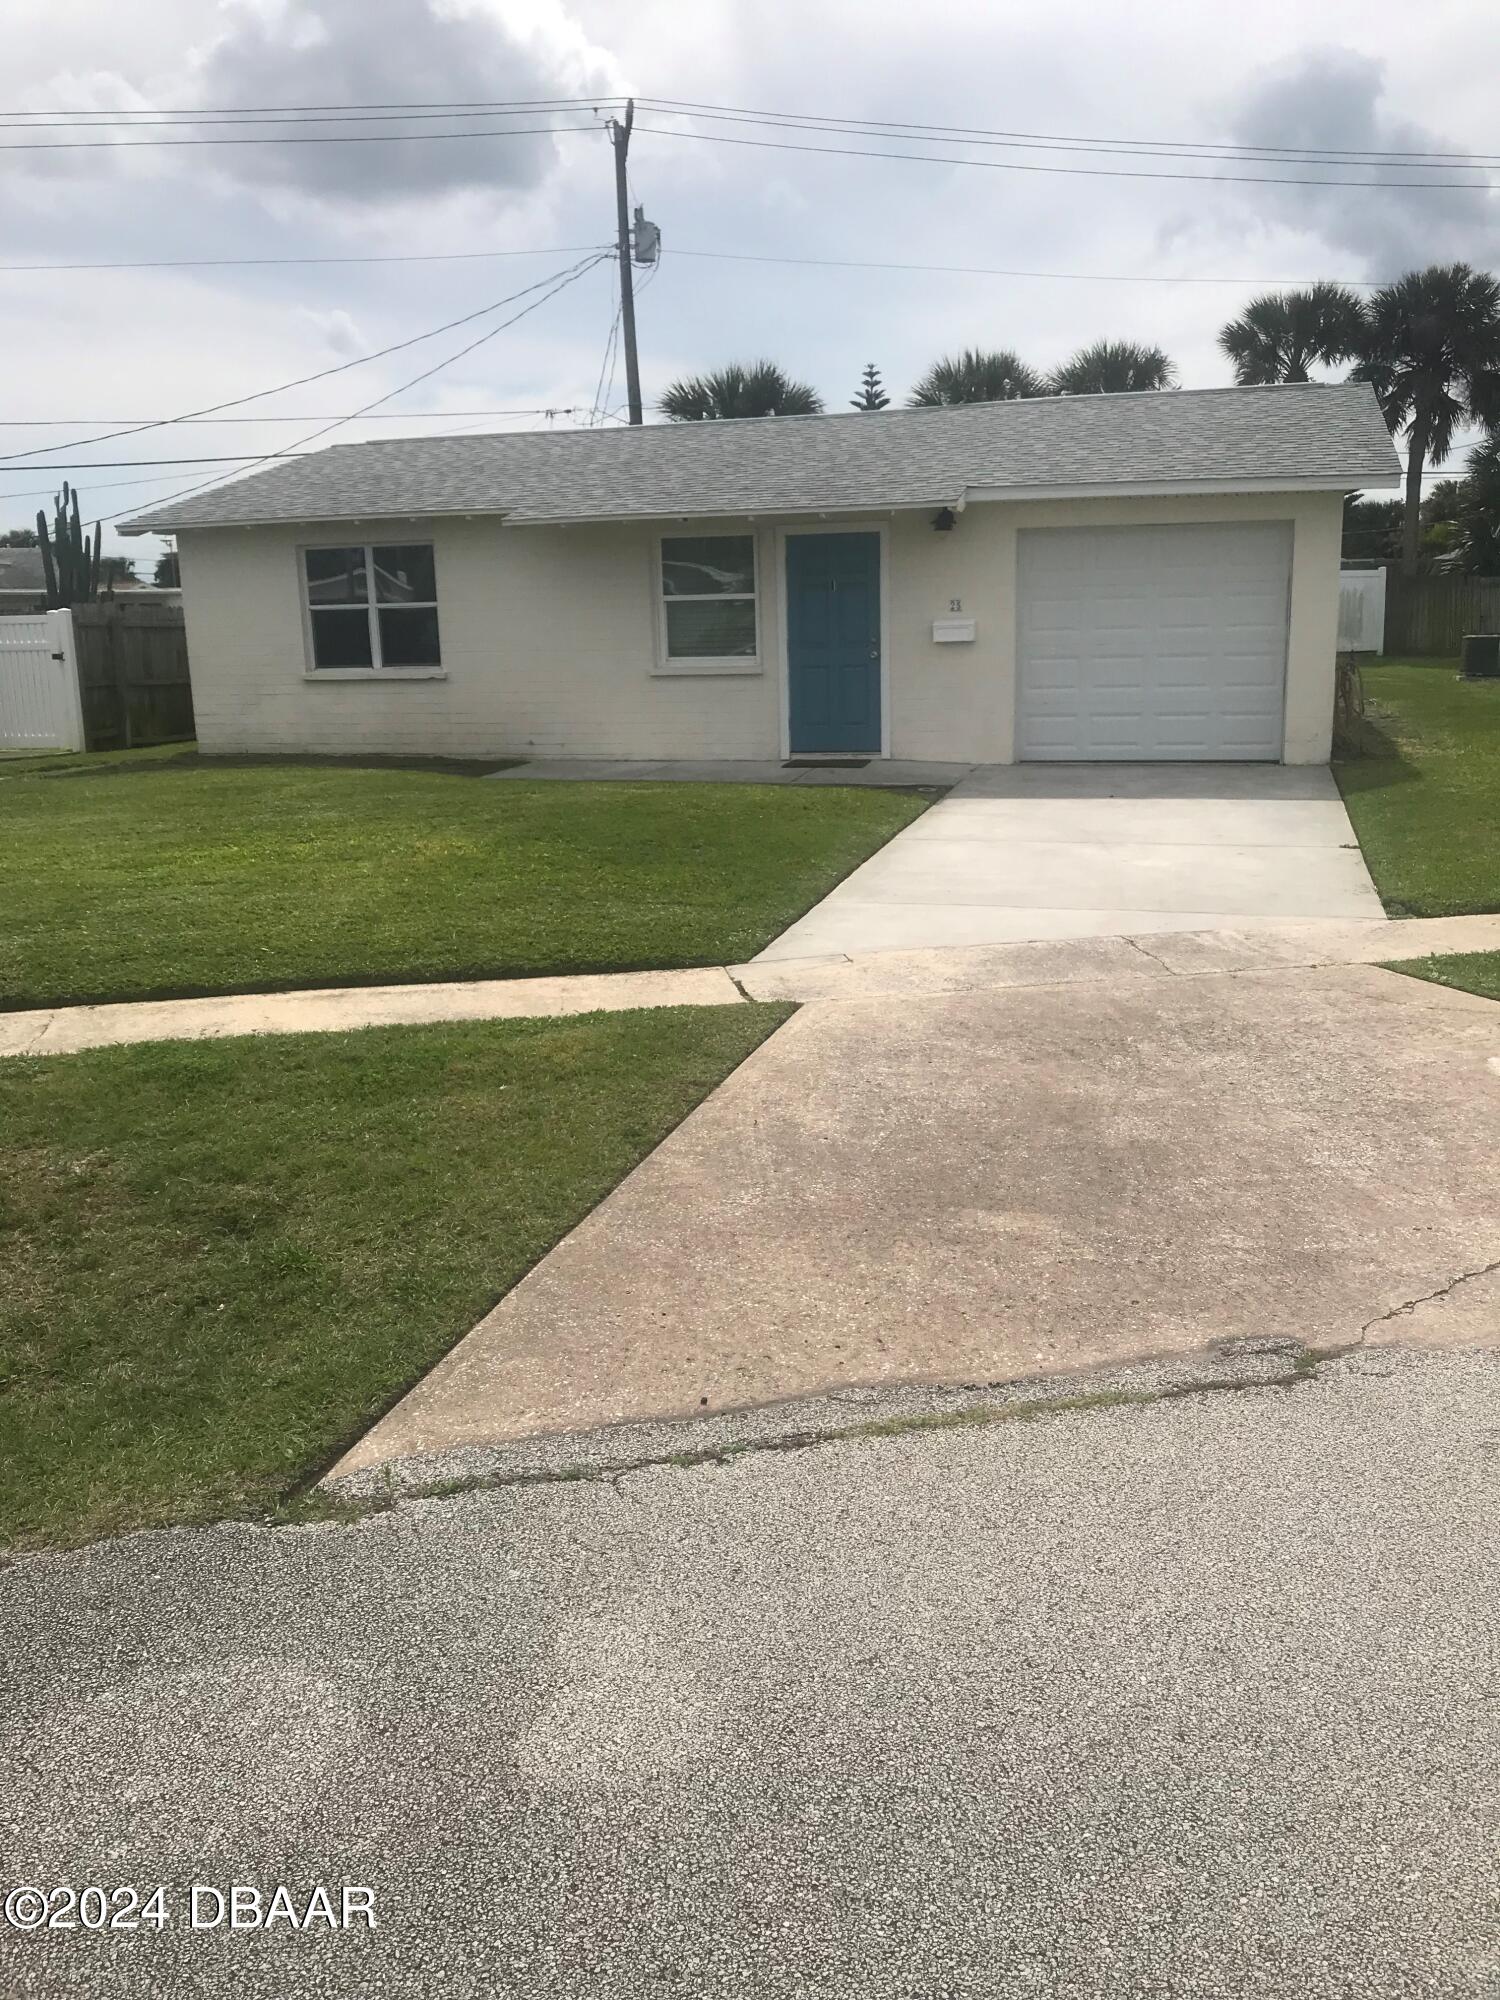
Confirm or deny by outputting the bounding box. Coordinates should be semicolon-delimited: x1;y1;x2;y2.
1017;523;1291;761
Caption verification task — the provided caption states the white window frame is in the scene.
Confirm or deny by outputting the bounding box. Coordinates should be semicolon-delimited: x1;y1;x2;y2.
299;540;446;680
652;530;762;677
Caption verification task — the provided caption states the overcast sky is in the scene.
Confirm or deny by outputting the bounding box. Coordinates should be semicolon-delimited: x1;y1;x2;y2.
4;0;1498;563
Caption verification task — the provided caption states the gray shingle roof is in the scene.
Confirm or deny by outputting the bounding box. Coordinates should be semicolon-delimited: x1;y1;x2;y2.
0;546;45;590
120;382;1399;535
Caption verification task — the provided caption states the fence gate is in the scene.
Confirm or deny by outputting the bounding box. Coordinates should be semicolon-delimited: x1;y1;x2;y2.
70;600;194;750
0;610;85;753
1338;569;1386;653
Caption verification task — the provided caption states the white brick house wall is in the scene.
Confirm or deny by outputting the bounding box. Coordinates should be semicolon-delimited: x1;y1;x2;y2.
177;488;1344;766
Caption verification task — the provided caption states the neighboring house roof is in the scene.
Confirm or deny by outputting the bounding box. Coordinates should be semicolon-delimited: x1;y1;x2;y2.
120;382;1400;535
0;546;46;590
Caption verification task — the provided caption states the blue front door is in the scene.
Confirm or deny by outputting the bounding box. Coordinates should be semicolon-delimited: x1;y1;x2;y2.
786;532;881;754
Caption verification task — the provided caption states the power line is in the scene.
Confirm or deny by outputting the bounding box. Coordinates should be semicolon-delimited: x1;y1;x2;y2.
666;248;1382;288
0;408;588;425
0;118;601;153
0;244;605;274
0;470;217;507
0;242;1390;288
588;261;622;426
0;256;607;466
0;101;1493;187
102;253;609;527
0;413;590;507
0;437;600;466
0;103;610;131
0;452;337;467
0;95;614;119
634;98;1500;170
2;93;1496;167
629;122;1498;193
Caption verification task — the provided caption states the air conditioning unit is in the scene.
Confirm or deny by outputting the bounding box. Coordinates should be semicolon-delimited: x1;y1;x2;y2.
1460;634;1500;679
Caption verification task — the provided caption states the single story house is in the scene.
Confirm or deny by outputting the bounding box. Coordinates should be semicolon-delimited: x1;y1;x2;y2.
122;382;1399;766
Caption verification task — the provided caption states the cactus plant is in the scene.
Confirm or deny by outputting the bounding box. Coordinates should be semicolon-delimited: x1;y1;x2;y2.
35;481;102;608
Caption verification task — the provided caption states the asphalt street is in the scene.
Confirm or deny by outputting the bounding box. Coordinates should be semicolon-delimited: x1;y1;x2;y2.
3;1344;1498;1998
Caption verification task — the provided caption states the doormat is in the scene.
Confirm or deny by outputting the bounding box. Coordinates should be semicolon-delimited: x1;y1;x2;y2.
783;758;870;769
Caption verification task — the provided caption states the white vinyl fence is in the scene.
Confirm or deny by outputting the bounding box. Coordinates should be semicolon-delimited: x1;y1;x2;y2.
0;610;84;754
1338;568;1387;654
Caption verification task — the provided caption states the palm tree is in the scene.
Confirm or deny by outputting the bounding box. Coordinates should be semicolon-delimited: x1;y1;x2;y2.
1451;432;1500;574
1218;284;1368;385
659;361;823;421
1049;340;1177;394
1354;263;1500;575
909;348;1046;406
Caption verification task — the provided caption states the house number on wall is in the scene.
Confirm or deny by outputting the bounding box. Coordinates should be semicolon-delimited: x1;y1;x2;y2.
948;598;963;613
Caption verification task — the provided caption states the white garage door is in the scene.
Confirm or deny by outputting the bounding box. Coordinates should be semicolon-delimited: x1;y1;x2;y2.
1017;522;1292;760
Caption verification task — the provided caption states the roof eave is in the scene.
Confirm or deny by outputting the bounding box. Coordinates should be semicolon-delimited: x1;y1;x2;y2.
121;496;966;535
961;472;1401;502
119;503;519;537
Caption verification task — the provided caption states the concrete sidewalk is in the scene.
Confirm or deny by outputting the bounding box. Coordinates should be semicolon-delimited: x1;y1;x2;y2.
0;965;745;1057
738;911;1500;1001
756;762;1386;958
332;958;1500;1490
5;913;1500;1056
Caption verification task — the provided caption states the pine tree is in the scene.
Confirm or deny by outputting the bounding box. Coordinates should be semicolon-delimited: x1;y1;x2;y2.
850;363;889;411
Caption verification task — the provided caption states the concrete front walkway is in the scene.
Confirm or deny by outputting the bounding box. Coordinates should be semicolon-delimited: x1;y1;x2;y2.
756;763;1386;959
488;756;973;788
333;956;1500;1490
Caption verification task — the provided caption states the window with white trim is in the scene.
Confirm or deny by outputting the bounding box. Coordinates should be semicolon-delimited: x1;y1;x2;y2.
303;544;441;671
659;534;757;662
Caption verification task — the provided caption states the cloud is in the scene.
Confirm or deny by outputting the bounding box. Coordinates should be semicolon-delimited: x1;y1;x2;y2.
297;306;365;355
7;0;617;212
1221;47;1500;279
183;0;617;204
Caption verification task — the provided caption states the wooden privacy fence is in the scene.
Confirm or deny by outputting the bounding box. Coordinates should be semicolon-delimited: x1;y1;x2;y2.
1384;573;1500;656
70;599;194;750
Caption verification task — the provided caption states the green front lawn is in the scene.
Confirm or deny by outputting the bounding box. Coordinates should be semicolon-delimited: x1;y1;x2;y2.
1335;657;1500;917
0;1004;789;1551
1387;950;1500;1003
0;762;930;1008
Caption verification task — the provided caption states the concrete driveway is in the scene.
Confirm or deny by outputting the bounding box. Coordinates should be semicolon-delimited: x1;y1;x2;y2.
757;763;1385;959
335;958;1500;1490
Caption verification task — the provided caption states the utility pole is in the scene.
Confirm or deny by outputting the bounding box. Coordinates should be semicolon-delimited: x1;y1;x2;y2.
608;98;643;426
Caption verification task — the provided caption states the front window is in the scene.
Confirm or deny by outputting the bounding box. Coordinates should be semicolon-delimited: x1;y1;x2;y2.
304;543;440;670
660;534;757;660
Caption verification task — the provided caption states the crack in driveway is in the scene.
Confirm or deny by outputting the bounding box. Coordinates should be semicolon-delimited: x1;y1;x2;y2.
1359;1258;1500;1339
1122;935;1178;974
